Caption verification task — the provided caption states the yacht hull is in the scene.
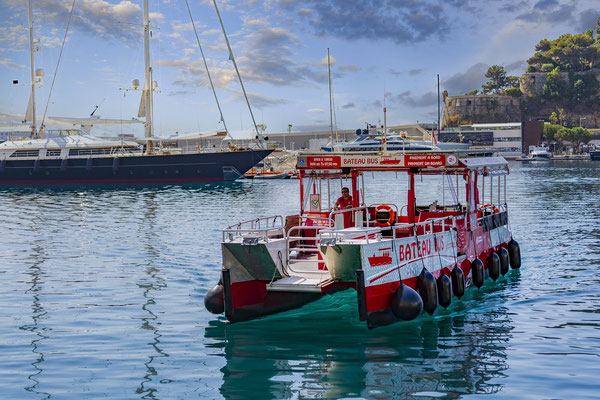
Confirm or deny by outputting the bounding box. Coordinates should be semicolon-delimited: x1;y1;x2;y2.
0;149;272;185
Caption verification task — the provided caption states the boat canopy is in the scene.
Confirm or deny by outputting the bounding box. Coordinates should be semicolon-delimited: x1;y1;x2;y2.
0;135;140;150
296;151;509;176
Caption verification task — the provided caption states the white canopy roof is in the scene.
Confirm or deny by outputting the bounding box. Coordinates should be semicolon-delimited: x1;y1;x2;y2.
0;134;140;150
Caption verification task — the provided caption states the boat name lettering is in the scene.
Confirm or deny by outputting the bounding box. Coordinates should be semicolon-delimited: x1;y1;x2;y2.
342;157;379;166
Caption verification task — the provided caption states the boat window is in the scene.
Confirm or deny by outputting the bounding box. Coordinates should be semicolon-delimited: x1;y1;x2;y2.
47;150;62;157
10;150;40;158
68;148;113;156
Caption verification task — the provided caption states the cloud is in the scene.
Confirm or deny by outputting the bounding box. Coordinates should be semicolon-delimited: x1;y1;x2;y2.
0;59;26;69
578;9;600;32
307;108;324;113
387;90;438;108
442;62;489;95
408;68;424;76
234;26;324;86
317;55;336;66
517;1;577;24
341;102;355;109
339;64;360;72
228;90;288;108
2;0;147;43
278;0;451;44
505;60;527;74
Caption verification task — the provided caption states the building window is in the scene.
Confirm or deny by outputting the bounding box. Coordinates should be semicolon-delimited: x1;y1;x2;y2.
456;100;460;106
467;100;472;105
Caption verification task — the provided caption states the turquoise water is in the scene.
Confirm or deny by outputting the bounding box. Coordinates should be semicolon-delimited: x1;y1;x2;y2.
1;161;599;399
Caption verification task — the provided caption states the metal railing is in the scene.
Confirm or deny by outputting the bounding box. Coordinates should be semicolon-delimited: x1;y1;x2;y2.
222;215;285;242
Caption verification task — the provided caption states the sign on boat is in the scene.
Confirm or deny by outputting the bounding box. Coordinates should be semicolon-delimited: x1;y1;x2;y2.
205;150;522;328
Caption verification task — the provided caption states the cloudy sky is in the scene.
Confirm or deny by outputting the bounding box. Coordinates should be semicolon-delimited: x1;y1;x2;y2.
0;0;598;138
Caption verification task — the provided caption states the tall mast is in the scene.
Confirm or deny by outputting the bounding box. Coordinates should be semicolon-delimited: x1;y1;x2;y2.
143;0;154;138
328;48;334;143
28;0;37;138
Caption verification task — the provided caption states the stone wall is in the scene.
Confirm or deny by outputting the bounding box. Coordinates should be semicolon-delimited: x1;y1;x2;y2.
442;94;521;127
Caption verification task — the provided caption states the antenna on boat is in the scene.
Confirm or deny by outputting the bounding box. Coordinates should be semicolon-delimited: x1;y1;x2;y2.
212;0;264;148
327;48;339;148
184;0;231;140
383;107;388;154
436;73;440;148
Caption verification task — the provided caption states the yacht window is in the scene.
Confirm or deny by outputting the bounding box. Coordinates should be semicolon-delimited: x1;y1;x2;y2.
47;150;62;157
10;150;40;158
69;148;113;156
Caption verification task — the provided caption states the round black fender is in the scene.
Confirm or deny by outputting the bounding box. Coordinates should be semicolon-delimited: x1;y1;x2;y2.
418;268;438;315
437;274;452;309
471;258;484;288
497;247;510;275
508;239;521;269
451;265;465;299
487;252;501;281
391;283;422;321
204;283;225;314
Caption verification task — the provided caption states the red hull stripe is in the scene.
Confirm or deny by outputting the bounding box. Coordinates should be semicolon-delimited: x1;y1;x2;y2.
230;280;267;309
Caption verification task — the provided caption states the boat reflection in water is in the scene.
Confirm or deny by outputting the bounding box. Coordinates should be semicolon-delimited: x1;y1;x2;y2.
205;272;519;399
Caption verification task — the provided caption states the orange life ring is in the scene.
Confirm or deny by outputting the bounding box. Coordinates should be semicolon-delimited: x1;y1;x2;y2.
375;204;395;227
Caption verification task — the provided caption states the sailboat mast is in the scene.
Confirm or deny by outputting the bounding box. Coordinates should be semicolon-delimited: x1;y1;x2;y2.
327;49;334;142
143;0;154;138
28;0;37;138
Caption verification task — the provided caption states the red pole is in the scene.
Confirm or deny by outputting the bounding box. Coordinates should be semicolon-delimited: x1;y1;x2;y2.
351;170;359;208
408;172;415;224
299;170;305;214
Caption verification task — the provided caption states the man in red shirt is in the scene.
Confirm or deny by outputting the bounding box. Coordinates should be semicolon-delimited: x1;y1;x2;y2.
334;187;353;227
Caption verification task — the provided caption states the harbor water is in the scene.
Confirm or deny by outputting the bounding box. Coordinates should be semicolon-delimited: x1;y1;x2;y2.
1;161;599;399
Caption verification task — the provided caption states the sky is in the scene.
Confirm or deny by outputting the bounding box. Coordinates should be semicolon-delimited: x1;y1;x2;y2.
0;0;598;139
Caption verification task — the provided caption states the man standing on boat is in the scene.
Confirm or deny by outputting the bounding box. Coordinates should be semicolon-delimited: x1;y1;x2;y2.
334;187;353;227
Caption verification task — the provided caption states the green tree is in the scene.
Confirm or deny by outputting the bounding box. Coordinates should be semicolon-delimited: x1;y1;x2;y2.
571;126;593;151
543;123;561;142
481;65;519;94
541;68;566;100
549;112;559;124
528;32;600;72
464;89;479;95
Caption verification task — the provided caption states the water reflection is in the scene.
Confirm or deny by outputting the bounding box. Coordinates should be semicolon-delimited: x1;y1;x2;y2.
19;245;51;399
136;190;169;399
205;273;520;399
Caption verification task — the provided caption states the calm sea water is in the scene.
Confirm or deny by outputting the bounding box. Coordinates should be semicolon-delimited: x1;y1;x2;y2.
1;161;599;399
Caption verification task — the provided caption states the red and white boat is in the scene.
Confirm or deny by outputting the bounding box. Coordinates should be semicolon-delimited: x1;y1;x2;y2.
205;151;521;328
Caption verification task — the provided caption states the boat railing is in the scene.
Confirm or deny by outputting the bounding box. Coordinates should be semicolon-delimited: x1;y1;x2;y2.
285;225;329;274
318;215;456;244
222;215;285;242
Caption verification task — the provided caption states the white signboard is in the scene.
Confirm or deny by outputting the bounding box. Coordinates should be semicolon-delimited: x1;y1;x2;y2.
361;230;458;287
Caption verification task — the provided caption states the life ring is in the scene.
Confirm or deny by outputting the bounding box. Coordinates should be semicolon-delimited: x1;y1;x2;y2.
374;204;395;227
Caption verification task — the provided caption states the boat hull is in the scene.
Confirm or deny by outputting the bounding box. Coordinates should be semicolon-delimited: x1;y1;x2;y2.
0;149;272;185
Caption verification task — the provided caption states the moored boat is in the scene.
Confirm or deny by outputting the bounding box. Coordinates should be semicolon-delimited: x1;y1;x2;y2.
0;133;271;185
205;150;522;328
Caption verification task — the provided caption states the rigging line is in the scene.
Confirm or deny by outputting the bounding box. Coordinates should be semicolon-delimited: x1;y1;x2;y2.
212;0;263;148
184;0;231;140
40;0;76;137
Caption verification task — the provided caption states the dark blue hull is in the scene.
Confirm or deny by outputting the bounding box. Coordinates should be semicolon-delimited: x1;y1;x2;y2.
0;149;272;186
